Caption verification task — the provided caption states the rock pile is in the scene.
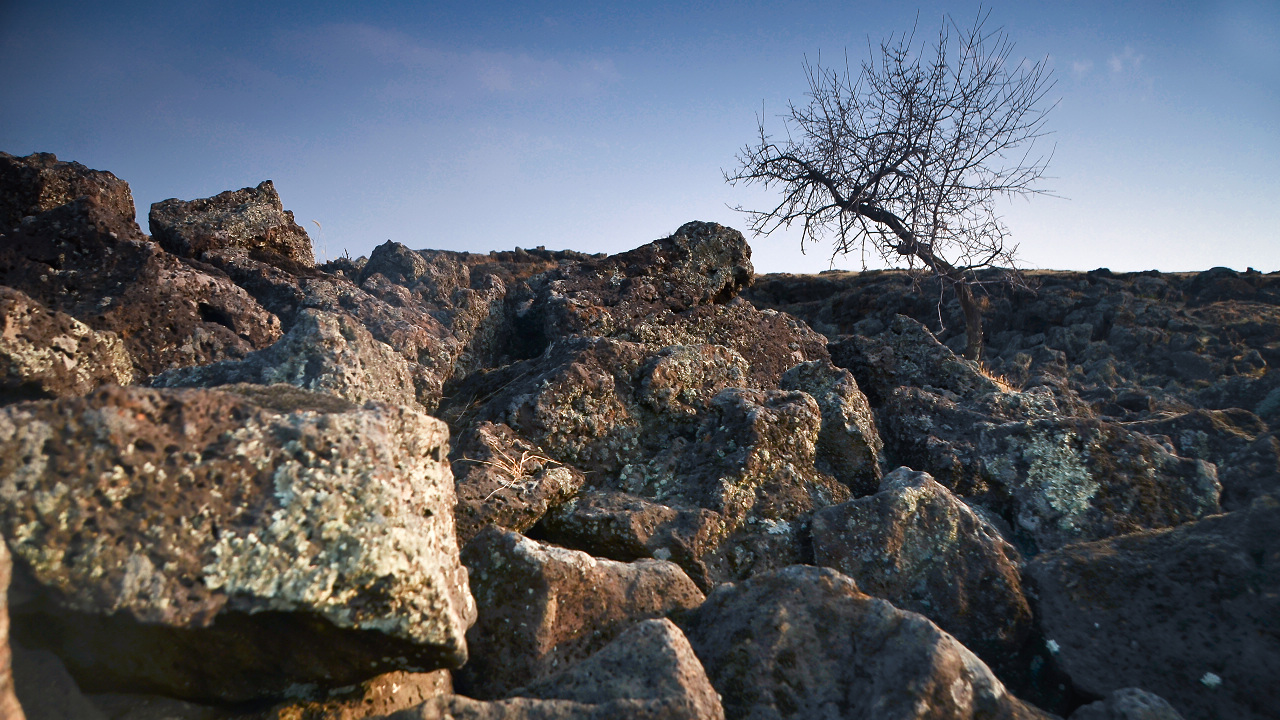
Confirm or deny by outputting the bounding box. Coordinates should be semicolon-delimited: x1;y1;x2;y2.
1;150;1276;719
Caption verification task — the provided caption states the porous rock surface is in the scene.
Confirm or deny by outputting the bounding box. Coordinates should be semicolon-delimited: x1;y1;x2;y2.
811;467;1032;665
457;527;704;699
679;565;1053;720
1026;496;1280;720
3;152;1278;719
0;384;474;702
392;619;723;720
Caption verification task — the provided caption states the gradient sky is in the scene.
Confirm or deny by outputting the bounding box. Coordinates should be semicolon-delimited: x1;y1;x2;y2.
2;1;1277;274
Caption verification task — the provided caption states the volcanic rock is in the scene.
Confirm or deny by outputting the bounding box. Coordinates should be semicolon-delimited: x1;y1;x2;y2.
393;619;723;720
457;527;704;700
262;669;452;720
811;467;1032;665
149;181;315;268
0;384;475;702
0;151;136;231
0;286;133;403
679;565;1053;720
151;308;420;410
1026;495;1280;720
0;542;23;720
1069;688;1185;720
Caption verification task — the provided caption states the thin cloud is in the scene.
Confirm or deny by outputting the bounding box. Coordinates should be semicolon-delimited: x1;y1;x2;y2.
288;23;619;100
1071;59;1094;77
1107;46;1143;74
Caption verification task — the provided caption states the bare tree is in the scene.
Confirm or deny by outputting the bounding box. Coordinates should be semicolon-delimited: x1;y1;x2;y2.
727;11;1055;359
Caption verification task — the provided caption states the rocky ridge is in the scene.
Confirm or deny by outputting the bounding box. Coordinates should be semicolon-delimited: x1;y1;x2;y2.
0;150;1276;719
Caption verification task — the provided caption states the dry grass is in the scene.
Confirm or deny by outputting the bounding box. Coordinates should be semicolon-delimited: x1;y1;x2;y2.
460;445;559;500
978;361;1019;393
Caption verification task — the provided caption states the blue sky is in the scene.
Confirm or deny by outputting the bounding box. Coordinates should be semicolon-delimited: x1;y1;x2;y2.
2;1;1277;273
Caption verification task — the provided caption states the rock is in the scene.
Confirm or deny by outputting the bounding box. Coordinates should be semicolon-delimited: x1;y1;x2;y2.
0;385;475;702
449;422;585;546
392;619;723;720
518;221;752;344
978;417;1221;551
0;286;133;403
151;309;420;410
679;565;1053;720
1126;408;1279;511
84;693;228;720
1026;496;1280;720
828;315;1004;405
261;670;452;720
810;467;1032;665
0;195;282;377
457;527;704;699
9;643;104;720
537;490;721;591
0;151;136;231
780;359;883;494
1069;688;1185;720
149;181;315;268
0;542;25;720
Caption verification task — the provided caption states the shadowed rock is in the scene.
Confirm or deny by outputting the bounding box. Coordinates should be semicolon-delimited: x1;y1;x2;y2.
1027;496;1280;720
679;565;1053;720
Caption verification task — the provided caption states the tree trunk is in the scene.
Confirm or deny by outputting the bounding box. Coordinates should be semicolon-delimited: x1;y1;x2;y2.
951;279;984;361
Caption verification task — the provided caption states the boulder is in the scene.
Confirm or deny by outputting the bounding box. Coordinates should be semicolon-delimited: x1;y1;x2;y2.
679;565;1053;720
1026;496;1280;720
9;643;103;720
537;490;721;591
811;467;1032;665
0;286;133;403
780;359;883;494
0;384;475;702
392;619;723;720
151;308;421;411
1069;688;1185;720
149;181;315;268
0;151;136;231
457;527;704;699
0;195;282;377
449;422;585;546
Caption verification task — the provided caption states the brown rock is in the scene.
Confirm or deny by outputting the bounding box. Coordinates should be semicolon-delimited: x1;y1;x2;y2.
537;490;721;591
9;643;103;720
0;542;25;720
679;565;1053;720
0;151;136;231
1026;496;1280;720
263;670;451;720
391;619;722;720
149;181;315;268
450;422;585;546
457;527;704;699
0;196;282;377
0;286;133;403
811;467;1032;665
0;385;475;702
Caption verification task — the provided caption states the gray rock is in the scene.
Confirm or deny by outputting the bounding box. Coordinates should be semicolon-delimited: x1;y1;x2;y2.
1026;496;1280;720
780;358;883;494
679;565;1053;720
151;308;420;410
1069;688;1184;720
0;384;475;702
811;467;1032;665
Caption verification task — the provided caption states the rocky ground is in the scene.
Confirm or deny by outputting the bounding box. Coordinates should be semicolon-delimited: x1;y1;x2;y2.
0;150;1275;720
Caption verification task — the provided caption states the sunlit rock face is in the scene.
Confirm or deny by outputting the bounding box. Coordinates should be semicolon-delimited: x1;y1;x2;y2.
0;384;474;702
